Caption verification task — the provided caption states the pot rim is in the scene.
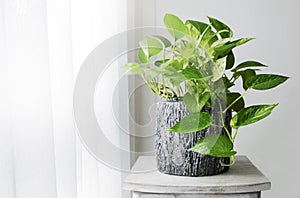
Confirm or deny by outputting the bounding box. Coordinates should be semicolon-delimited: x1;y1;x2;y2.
159;97;183;103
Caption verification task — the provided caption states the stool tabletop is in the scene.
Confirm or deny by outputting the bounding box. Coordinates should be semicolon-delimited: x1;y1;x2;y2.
123;155;271;194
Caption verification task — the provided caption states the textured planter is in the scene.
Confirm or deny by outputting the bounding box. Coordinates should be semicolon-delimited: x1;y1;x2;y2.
155;99;232;177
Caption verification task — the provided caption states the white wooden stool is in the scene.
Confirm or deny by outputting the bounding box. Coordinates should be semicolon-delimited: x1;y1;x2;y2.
123;156;271;198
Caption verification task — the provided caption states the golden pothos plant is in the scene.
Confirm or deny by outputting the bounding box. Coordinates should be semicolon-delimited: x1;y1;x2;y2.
123;13;288;165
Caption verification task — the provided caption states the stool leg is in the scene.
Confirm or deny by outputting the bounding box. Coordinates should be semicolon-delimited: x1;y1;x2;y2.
258;192;261;198
132;191;140;198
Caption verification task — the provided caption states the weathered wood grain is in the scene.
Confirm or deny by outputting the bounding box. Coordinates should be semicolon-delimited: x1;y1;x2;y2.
155;100;232;176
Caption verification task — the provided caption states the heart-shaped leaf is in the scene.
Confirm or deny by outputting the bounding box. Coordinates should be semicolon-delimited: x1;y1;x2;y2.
163;70;186;86
211;38;231;49
226;92;245;112
197;92;210;110
183;93;199;113
185;20;209;33
226;51;235;69
144;68;162;78
154;59;170;67
223;76;235;89
168;112;212;133
232;61;267;72
186;20;217;47
240;69;256;90
122;62;142;75
164;59;184;70
138;48;148;63
139;36;163;58
212;56;227;81
182;66;203;80
153;35;172;48
164;14;187;40
245;74;289;90
189;134;236;157
214;38;254;57
230;104;278;129
208;17;233;38
185;22;201;40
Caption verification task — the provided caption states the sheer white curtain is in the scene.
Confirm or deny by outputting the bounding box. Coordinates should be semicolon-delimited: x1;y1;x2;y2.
0;0;128;198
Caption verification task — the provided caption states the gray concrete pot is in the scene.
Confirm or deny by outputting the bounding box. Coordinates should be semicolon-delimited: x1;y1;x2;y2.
155;99;232;177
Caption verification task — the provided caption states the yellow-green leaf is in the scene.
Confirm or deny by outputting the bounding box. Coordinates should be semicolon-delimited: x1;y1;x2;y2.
153;35;172;48
232;60;266;72
164;14;187;40
183;93;199;113
214;38;254;57
122;62;142;75
189;134;236;157
230;104;278;129
208;16;233;38
245;74;289;90
226;92;245;112
138;48;148;63
168;112;212;133
139;36;163;58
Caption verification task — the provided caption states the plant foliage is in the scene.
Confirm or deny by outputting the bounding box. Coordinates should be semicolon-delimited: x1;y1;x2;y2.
123;13;288;165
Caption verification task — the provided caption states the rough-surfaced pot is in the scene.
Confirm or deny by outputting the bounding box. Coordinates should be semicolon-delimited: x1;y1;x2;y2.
155;100;232;177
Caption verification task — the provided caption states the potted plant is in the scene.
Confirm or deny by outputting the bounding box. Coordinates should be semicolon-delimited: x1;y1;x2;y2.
123;13;288;176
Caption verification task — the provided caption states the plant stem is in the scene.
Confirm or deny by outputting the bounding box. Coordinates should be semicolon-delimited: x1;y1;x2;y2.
223;88;250;113
220;155;236;166
176;86;181;98
233;128;239;141
161;76;168;98
219;103;233;143
172;41;176;60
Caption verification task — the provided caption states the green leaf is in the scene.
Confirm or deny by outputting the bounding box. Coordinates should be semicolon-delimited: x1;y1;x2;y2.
233;61;267;72
144;68;161;78
183;93;199;113
186;20;217;47
226;51;235;69
161;60;187;85
212;56;227;81
182;66;203;80
138;48;148;63
139;36;163;58
226;92;245;112
162;67;185;86
185;22;201;40
214;38;254;57
245;74;289;90
164;59;184;70
189;134;236;157
183;91;210;113
186;81;207;97
153;35;172;48
211;38;231;48
230;104;278;129
186;20;209;33
164;14;187;40
240;69;256;90
174;40;198;59
168;112;212;133
122;62;142;75
223;76;235;89
154;59;170;66
197;92;210;110
208;16;233;38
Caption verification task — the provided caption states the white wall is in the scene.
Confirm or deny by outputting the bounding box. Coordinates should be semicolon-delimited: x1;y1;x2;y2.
133;0;300;197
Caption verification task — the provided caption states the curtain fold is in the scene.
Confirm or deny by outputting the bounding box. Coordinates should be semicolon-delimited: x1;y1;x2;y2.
0;0;129;197
1;1;58;198
46;0;77;198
